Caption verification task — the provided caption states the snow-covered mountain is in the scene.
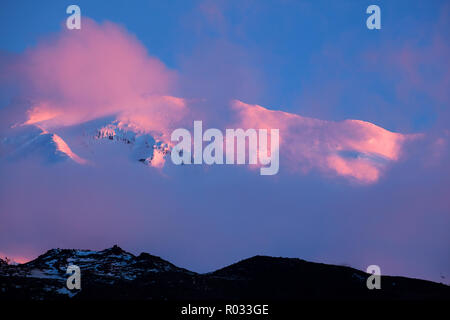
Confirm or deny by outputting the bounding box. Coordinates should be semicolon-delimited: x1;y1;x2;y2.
7;245;186;280
94;121;170;167
0;245;193;299
0;119;171;168
1;125;86;164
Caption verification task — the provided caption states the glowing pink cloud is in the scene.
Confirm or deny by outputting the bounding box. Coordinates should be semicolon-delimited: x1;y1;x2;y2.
14;18;183;136
114;95;187;141
231;100;419;183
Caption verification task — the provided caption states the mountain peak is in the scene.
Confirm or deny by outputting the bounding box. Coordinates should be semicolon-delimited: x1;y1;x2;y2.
101;244;128;256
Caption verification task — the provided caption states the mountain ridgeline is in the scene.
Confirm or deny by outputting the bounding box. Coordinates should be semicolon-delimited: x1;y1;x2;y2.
0;246;448;300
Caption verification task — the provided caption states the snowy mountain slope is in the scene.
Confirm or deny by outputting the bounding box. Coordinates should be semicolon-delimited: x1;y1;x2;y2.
1;125;86;164
5;245;187;280
0;245;193;299
93;121;171;167
0;118;172;168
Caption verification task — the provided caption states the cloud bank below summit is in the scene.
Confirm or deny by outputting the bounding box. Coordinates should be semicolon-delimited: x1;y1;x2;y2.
0;18;419;183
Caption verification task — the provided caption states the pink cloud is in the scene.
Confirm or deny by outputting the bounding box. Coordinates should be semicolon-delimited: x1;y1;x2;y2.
12;18;184;138
231;100;419;183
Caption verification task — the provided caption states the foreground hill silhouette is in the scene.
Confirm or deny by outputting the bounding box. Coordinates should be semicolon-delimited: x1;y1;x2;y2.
0;246;448;300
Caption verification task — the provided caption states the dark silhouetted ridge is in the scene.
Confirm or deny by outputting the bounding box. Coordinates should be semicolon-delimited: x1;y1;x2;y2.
0;247;448;300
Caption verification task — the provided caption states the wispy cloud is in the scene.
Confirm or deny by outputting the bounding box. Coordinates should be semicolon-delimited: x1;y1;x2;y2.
8;18;183;138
